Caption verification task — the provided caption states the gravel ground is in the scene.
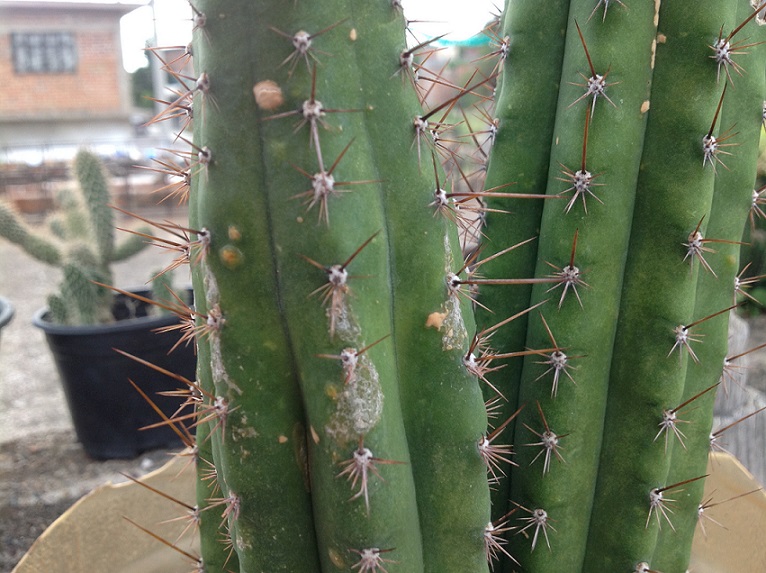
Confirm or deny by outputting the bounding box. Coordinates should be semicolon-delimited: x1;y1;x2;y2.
1;204;766;572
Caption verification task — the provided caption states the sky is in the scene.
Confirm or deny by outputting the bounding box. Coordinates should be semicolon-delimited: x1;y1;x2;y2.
118;0;499;72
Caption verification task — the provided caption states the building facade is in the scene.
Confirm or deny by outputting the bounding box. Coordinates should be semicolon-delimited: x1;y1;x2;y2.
0;0;142;163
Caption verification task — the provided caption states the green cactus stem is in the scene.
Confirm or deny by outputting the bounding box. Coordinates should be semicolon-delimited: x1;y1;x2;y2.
477;1;766;572
652;2;766;570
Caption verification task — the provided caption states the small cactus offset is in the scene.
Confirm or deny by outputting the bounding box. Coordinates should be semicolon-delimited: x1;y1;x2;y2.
136;1;766;572
0;149;151;324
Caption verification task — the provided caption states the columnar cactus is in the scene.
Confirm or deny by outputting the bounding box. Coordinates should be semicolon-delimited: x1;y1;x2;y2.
140;1;766;571
0;150;151;324
480;1;766;571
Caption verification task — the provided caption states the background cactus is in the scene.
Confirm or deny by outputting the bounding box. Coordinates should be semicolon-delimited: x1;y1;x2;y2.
134;1;766;571
0;149;153;324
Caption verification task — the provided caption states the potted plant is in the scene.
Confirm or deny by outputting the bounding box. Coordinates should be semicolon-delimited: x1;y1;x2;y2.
0;150;195;459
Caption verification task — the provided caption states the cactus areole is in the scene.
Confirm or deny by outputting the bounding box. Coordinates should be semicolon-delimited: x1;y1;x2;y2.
135;0;766;571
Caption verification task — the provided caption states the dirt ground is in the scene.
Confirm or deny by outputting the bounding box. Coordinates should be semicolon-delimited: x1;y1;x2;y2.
1;206;766;572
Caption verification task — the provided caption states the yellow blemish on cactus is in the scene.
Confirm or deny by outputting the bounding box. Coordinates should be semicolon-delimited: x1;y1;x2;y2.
325;383;340;400
278;435;288;443
253;79;284;111
349;28;357;41
641;100;650;113
227;225;241;241
328;547;345;568
310;425;320;444
219;245;243;269
426;311;447;329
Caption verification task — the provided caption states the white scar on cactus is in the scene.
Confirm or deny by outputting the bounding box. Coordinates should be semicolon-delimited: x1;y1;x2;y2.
330;298;362;343
326;353;384;446
440;232;468;351
204;263;242;395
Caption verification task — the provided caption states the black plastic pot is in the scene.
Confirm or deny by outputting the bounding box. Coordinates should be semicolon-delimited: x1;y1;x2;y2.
33;289;196;459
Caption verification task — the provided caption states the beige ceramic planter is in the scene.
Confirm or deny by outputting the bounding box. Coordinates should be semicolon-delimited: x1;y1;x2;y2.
12;451;765;573
12;454;199;573
689;452;766;573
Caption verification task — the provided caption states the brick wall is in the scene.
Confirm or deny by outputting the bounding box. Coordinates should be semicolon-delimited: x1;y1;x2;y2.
0;1;137;121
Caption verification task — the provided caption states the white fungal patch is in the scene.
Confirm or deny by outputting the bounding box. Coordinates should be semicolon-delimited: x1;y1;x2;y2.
204;262;242;395
441;234;468;350
233;424;258;441
325;354;384;445
235;534;252;552
441;295;468;351
445;305;471;350
329;298;361;343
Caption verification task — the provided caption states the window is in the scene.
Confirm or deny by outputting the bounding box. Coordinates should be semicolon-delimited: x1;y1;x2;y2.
11;32;78;74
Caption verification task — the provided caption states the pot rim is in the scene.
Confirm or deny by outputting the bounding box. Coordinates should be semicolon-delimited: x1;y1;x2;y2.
31;286;191;336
